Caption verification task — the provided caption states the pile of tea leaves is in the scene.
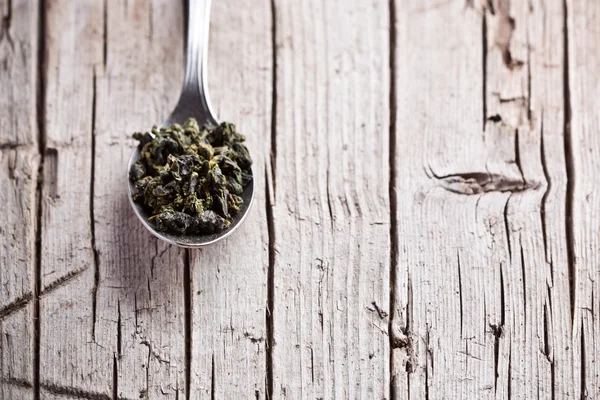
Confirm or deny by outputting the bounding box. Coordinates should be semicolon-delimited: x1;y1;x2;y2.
129;118;252;234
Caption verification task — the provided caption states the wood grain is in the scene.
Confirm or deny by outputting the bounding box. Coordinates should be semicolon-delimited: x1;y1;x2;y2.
0;150;38;399
3;0;600;398
39;0;187;398
0;0;38;398
485;0;564;398
526;1;574;398
0;0;38;147
38;0;105;396
390;0;577;398
94;1;187;398
392;2;490;397
271;0;391;397
188;0;272;398
568;0;600;397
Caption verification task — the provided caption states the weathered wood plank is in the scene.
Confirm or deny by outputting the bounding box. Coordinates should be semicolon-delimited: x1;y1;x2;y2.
567;0;600;397
39;0;187;398
392;1;497;398
189;0;272;397
0;0;38;398
38;0;105;396
0;0;38;147
0;151;38;399
95;1;187;398
4;0;599;399
484;1;572;399
391;0;574;398
271;0;391;397
525;1;574;398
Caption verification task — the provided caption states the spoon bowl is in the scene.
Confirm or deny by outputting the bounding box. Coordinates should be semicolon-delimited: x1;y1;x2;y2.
127;0;254;248
127;148;254;247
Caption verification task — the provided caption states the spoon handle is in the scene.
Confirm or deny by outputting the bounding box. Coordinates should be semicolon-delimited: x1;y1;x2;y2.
180;0;216;123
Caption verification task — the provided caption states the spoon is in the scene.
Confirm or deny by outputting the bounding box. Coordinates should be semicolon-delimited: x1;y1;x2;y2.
127;0;254;248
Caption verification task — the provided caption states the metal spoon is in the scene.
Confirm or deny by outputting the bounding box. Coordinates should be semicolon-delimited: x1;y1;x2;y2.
127;0;254;248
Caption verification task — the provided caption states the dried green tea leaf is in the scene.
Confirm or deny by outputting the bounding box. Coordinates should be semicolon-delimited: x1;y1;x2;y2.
130;118;252;235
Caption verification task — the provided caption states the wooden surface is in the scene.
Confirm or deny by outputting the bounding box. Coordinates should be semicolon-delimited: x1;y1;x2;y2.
0;0;599;399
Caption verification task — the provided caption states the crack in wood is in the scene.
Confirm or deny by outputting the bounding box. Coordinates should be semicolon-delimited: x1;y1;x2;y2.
507;341;512;399
520;238;527;323
44;148;58;200
265;3;278;397
147;277;152;302
526;27;532;123
424;326;430;400
482;11;488;131
492;262;506;393
141;339;151;398
0;293;33;320
6;151;15;180
514;129;524;182
183;249;192;400
580;320;586;398
0;267;88;320
133;292;139;328
41;266;88;296
102;0;107;67
539;113;552;268
0;143;33;150
140;340;171;365
116;300;122;357
265;164;275;400
40;381;115;400
210;354;215;400
388;1;400;398
0;377;33;389
310;347;314;383
546;284;555;400
33;1;47;398
112;353;118;400
269;0;278;200
562;0;575;326
90;69;100;343
325;170;334;229
503;195;512;260
457;250;463;337
370;301;389;320
543;299;552;361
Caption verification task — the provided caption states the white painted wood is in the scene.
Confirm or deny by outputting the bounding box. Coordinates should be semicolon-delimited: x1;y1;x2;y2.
189;0;272;398
567;0;600;398
271;0;391;398
0;0;38;398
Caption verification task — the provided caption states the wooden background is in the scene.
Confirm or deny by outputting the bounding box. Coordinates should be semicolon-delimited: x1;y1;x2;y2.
1;0;598;398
